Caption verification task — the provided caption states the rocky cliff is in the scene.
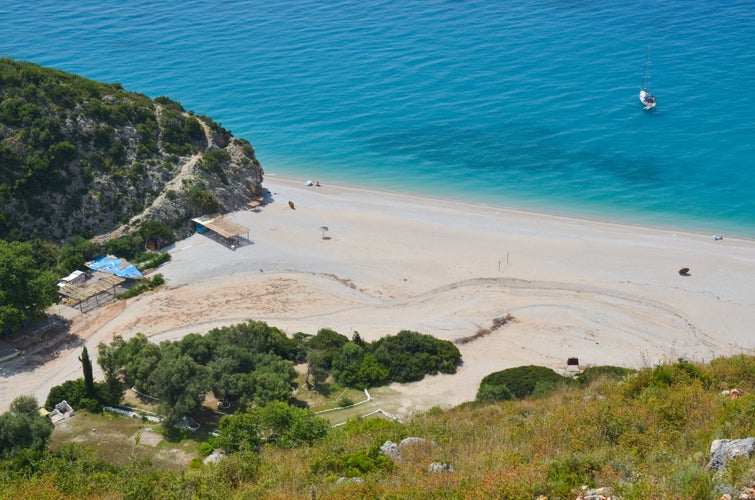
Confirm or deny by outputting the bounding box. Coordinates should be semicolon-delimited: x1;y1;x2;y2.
0;58;264;242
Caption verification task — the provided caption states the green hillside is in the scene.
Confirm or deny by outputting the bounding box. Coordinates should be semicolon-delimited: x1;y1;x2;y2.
0;58;264;241
1;355;753;499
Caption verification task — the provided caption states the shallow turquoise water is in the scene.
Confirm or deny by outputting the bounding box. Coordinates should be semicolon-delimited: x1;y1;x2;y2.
2;0;754;236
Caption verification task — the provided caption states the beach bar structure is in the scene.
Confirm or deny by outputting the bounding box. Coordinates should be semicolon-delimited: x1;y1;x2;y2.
58;256;144;313
192;215;250;248
58;274;126;313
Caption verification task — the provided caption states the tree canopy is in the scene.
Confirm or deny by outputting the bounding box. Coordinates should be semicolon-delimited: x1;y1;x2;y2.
0;240;58;331
0;396;52;458
97;321;463;425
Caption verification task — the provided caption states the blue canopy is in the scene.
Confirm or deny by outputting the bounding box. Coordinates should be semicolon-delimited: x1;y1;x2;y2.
87;255;144;279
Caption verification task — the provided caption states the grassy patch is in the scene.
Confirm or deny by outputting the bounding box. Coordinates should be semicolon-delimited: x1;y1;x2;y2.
49;410;200;469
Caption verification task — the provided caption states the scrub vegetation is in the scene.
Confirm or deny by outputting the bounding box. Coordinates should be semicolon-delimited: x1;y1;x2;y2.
3;339;754;498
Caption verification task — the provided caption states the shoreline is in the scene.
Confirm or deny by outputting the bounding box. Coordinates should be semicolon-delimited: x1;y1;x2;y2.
264;172;753;244
2;173;754;415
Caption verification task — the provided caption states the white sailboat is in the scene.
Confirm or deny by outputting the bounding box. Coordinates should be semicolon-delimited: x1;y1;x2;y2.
639;49;657;110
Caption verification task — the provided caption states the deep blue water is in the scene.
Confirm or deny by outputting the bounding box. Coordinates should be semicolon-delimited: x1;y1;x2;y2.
2;0;754;236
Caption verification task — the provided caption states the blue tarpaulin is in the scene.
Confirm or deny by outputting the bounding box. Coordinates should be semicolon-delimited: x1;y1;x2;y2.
87;255;144;279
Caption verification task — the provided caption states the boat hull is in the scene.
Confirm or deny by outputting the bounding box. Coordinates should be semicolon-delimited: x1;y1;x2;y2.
639;90;656;110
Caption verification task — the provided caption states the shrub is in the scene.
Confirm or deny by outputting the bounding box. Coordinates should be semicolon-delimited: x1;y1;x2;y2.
150;273;165;287
0;410;53;458
337;396;354;408
199;148;230;178
311;443;394;477
133;252;171;271
117;273;164;299
371;330;461;383
477;365;569;402
104;233;144;260
187;185;219;214
45;379;87;410
198;441;214;457
622;358;709;399
546;452;605;496
476;381;514;403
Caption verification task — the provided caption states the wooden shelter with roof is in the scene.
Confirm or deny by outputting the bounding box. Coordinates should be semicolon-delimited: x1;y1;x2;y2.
58;256;144;312
58;274;127;313
192;214;250;248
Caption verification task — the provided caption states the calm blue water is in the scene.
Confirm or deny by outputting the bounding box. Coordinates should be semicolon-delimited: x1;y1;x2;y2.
2;0;754;236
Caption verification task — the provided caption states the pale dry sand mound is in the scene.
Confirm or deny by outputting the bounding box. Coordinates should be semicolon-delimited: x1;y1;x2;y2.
2;175;754;415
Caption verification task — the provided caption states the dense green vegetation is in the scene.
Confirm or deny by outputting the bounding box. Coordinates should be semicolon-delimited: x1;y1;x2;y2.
476;364;577;402
1;58;264;336
2;355;754;498
0;58;249;241
0;396;52;459
217;401;330;450
0;240;59;331
310;329;461;390
78;321;461;427
0;227;172;332
0;59;259;331
0;58;261;245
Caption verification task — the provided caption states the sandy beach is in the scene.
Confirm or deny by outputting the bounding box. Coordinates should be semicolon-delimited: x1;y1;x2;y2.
2;175;755;415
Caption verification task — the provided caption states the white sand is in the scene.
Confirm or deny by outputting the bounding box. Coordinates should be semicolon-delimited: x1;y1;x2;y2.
2;175;754;414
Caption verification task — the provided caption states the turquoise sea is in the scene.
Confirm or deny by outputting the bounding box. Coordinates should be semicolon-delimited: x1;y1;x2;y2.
2;0;754;237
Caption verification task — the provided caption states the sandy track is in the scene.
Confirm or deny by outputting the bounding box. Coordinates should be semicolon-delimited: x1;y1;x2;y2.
2;176;754;414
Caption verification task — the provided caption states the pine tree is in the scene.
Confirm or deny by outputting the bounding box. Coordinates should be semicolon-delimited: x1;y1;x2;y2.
80;346;95;397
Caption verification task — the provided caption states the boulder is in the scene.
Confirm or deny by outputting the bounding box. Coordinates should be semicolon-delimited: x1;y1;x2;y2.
399;437;426;448
381;437;432;462
380;440;400;461
427;462;455;474
708;438;755;471
577;485;614;500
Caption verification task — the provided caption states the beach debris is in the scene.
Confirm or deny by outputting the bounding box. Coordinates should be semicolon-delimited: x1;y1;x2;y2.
288;200;296;210
319;226;329;239
678;267;690;276
305;179;313;186
454;314;515;345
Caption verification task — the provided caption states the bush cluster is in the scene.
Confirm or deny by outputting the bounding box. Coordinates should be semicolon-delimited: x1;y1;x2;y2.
3;355;755;497
476;365;570;402
117;273;165;300
308;329;461;390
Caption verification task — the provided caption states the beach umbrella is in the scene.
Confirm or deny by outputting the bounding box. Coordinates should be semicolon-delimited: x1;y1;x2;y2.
320;226;329;239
